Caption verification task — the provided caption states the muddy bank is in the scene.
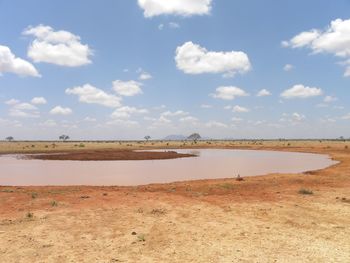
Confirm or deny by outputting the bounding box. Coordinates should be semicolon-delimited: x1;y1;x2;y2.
24;149;195;161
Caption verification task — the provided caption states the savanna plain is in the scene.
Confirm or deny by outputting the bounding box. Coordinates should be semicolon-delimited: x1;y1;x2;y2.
0;140;349;262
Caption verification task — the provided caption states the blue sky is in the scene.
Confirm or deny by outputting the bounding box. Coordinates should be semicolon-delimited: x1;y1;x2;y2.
0;0;349;140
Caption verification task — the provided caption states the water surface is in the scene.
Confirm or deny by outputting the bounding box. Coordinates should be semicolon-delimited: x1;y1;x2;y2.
0;149;337;186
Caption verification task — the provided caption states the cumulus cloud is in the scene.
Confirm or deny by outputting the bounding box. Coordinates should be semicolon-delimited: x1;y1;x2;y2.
179;116;198;123
5;99;20;105
50;106;72;115
112;80;143;96
23;24;92;67
211;86;249;100
205;121;228;128
175;42;251;76
283;64;294;71
138;0;212;17
84;117;96;122
232;117;243;122
232;105;250;113
291;112;306;122
256;89;271;97
31;97;47;105
280;112;306;124
282;18;350;76
39;119;57;127
8;102;39;118
0;45;40;77
200;104;213;109
111;106;148;119
106;119;140;127
281;84;323;99
158;22;180;30
323;95;337;103
161;110;188;117
139;72;152;80
169;22;180;29
66;84;122;108
341;113;350;120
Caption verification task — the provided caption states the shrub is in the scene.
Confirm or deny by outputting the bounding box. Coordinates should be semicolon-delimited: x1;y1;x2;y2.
26;212;33;218
298;188;313;195
137;234;146;242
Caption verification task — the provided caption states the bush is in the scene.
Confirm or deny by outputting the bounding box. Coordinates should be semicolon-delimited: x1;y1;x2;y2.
298;188;313;195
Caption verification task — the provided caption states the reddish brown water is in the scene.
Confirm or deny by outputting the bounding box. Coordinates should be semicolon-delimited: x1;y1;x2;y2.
0;149;337;186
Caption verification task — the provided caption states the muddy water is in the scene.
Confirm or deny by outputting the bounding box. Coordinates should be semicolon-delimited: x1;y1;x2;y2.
0;149;337;186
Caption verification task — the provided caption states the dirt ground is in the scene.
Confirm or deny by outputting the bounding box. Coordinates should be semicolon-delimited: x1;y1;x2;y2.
0;140;349;262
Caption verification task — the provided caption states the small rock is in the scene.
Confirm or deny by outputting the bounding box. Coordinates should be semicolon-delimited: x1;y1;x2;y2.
131;231;137;235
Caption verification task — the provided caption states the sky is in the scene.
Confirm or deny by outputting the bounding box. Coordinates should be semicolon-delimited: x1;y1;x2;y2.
0;0;350;140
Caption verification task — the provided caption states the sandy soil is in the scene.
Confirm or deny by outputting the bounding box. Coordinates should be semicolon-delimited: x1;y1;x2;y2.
0;140;349;262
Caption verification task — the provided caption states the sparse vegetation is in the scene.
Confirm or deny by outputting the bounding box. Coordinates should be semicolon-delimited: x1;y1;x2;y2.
26;212;34;219
5;136;14;142
151;208;166;215
59;135;70;142
298;188;313;195
51;201;58;207
137;234;146;242
219;183;234;190
187;133;201;143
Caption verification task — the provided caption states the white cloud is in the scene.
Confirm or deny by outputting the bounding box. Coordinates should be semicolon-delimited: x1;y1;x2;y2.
175;42;251;76
50;106;72;115
112;80;143;96
205;121;228;128
39;119;57;127
138;0;212;17
5;99;20;105
324;95;337;103
31;97;47;105
281;84;323;99
341;113;350;120
232;117;243;122
12;102;37;111
106;119;139;127
161;110;188;117
8;102;39;118
139;72;152;80
179;116;198;123
158;24;164;30
292;112;306;122
283;18;350;76
84;117;96;122
283;64;294;71
66;84;122;108
280;112;306;123
200;104;213;109
111;106;148;119
232;105;250;113
158;22;180;30
256;89;271;97
23;24;92;67
211;86;249;100
169;22;180;29
0;45;40;77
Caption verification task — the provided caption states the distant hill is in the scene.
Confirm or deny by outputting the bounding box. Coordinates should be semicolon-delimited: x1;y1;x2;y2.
163;134;187;140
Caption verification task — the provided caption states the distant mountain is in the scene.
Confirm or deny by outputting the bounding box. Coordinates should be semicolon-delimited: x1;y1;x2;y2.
163;134;187;140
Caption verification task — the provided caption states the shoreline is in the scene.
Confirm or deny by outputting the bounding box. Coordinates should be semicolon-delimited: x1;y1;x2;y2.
0;140;349;262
